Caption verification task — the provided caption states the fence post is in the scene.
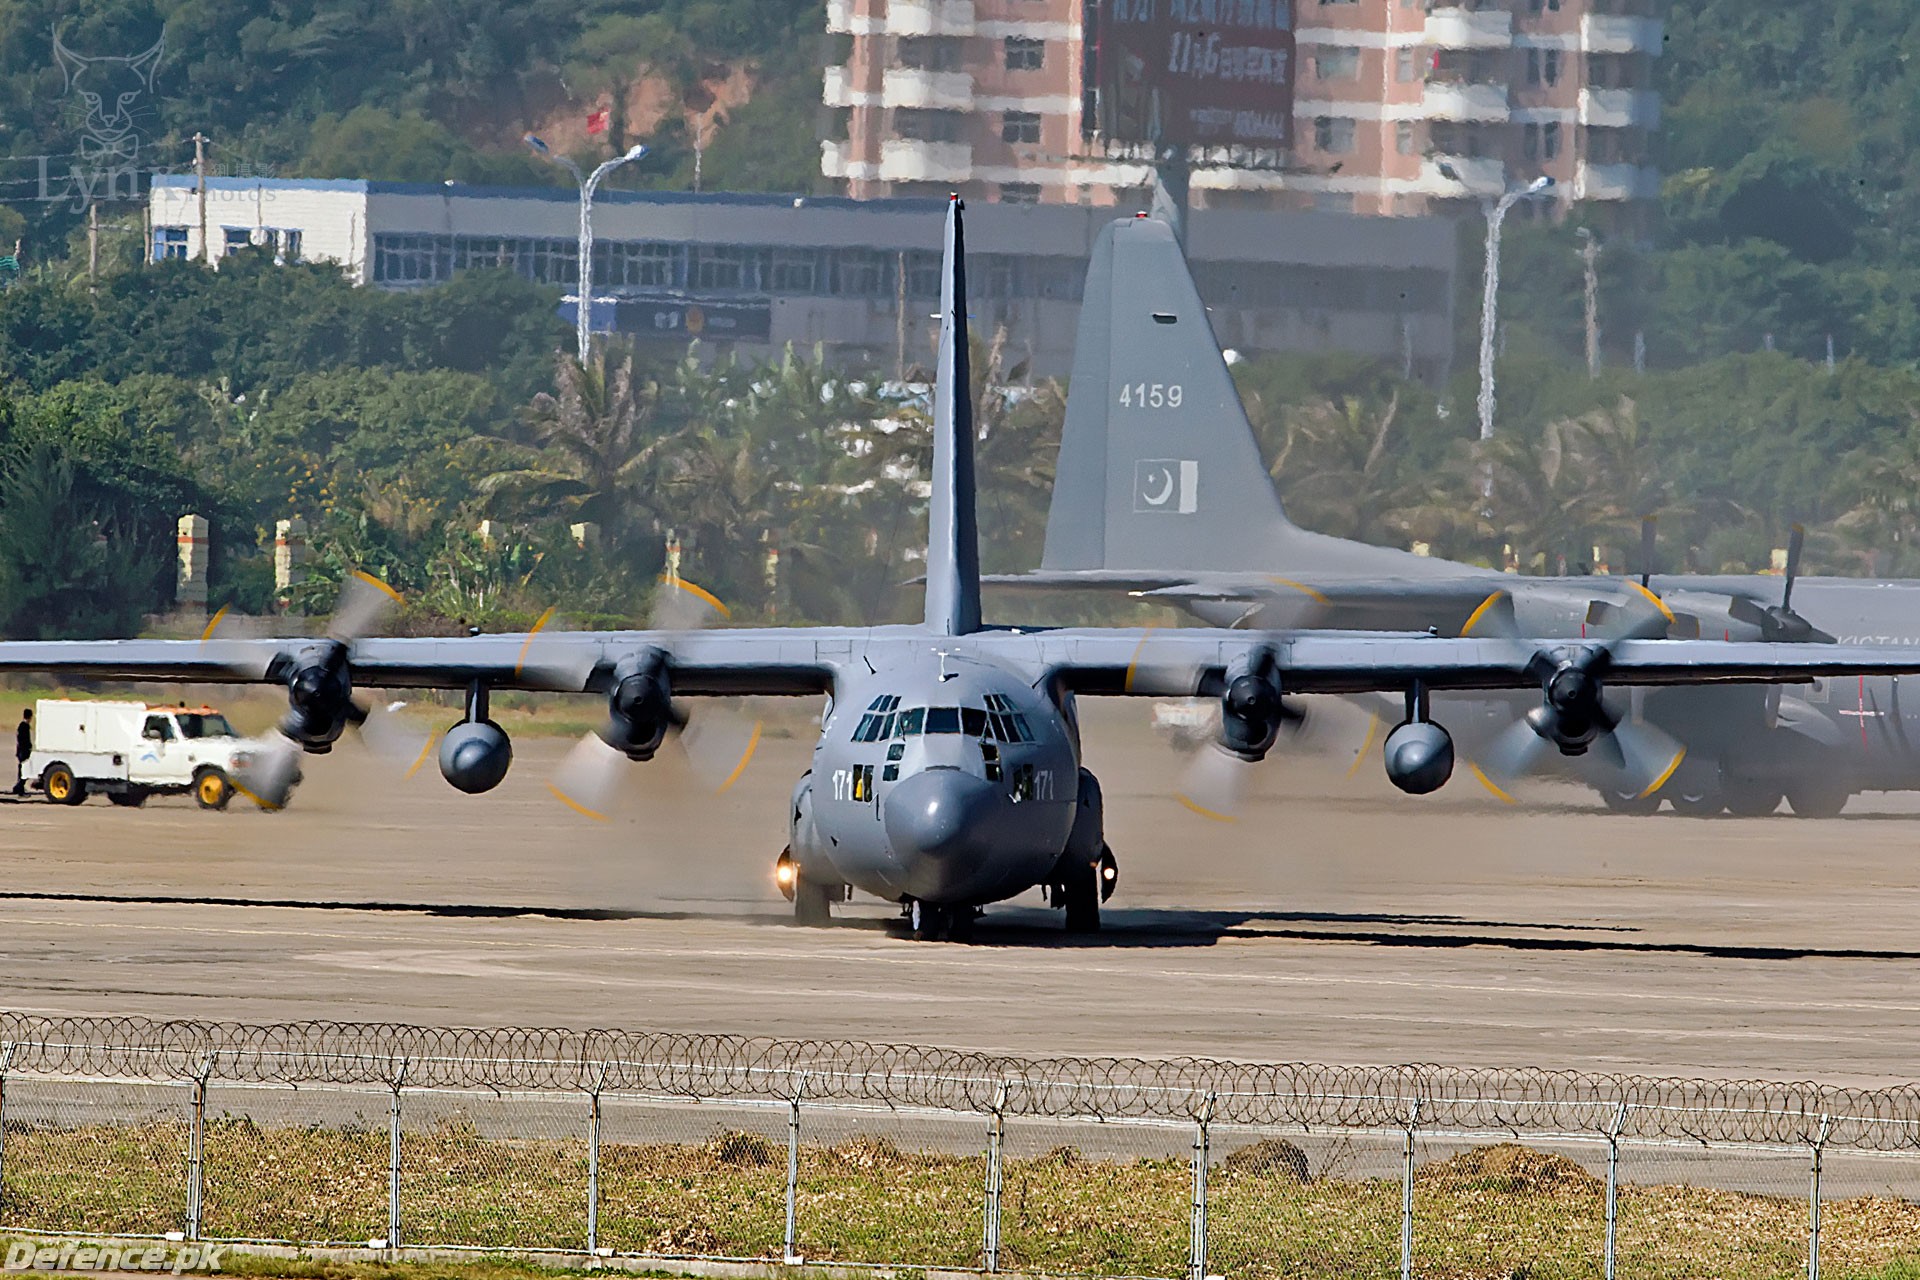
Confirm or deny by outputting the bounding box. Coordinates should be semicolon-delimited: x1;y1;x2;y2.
185;1052;214;1241
587;1063;609;1259
1808;1113;1831;1280
1605;1103;1627;1280
983;1081;1008;1273
387;1058;408;1252
1187;1092;1215;1280
0;1040;14;1208
784;1076;806;1265
1401;1099;1421;1280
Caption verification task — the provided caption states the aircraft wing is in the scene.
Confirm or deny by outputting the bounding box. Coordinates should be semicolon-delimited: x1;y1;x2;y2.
1016;630;1920;697
0;630;848;697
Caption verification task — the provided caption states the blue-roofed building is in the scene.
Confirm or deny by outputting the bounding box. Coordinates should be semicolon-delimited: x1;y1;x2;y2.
148;175;1458;381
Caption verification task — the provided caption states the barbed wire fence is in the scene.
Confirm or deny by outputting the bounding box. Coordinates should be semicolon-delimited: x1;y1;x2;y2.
4;1016;1920;1277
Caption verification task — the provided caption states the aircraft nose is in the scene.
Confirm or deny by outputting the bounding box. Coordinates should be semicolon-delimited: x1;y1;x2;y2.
884;767;996;861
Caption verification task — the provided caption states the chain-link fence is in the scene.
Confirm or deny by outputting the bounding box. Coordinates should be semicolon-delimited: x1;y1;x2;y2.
5;1017;1920;1276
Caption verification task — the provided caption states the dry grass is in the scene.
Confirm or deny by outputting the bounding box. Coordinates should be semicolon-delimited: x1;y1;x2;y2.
5;1126;1920;1279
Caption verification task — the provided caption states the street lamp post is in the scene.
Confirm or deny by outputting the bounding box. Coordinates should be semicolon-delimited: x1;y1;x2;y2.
1576;226;1603;380
1475;175;1554;443
525;135;650;363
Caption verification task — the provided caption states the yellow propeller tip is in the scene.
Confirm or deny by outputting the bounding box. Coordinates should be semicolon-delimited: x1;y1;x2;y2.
1176;793;1236;823
547;781;610;822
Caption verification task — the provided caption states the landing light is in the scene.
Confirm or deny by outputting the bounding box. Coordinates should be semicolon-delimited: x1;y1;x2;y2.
776;862;796;887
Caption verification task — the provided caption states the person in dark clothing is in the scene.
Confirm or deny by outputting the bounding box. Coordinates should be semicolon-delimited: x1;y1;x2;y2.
13;708;30;795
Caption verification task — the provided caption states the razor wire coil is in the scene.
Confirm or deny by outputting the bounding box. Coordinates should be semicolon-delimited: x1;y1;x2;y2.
4;1014;1919;1150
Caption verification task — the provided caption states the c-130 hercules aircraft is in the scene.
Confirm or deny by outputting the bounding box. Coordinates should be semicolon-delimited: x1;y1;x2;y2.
995;213;1920;819
13;200;1920;938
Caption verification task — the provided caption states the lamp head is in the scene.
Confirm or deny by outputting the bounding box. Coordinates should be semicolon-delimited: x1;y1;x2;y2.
623;144;649;161
523;134;551;155
1527;175;1555;195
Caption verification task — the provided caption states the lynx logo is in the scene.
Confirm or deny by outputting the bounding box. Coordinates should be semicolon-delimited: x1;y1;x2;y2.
1134;459;1198;514
38;25;165;209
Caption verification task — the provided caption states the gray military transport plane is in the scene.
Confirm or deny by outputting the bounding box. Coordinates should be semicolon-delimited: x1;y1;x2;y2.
993;213;1920;819
9;202;1920;939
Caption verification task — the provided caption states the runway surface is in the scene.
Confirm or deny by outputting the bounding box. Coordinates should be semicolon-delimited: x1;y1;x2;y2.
3;700;1918;1084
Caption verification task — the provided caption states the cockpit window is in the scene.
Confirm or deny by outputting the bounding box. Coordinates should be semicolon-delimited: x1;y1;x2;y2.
885;703;1033;744
851;695;903;741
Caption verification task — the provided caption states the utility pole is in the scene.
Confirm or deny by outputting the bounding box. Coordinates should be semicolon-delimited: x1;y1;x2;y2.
1577;227;1602;379
86;203;99;283
192;132;210;264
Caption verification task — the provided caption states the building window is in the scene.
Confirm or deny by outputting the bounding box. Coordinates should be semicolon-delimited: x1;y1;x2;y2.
831;248;894;297
1002;110;1041;144
898;36;962;70
1313;116;1355;154
690;245;765;292
1543;49;1561;85
152;226;189;260
1396;47;1421;83
221;227;254;254
1523;123;1540;160
1396;121;1417;155
1543;120;1562;159
1526;49;1541;85
1314;48;1359;80
768;248;819;294
1004;37;1044;70
999;181;1041;204
599;240;681;288
897;108;963;142
904;250;943;296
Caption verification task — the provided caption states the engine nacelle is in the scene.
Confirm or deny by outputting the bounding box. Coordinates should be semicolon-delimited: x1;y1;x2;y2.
599;650;678;761
1532;661;1608;756
278;643;354;753
1383;721;1455;795
439;720;513;794
1217;653;1290;762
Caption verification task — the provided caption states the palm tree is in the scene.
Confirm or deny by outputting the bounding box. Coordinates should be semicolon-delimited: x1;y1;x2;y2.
1267;391;1419;546
479;343;692;551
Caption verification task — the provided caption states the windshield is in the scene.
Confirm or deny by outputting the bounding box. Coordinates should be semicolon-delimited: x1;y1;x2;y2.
175;714;236;740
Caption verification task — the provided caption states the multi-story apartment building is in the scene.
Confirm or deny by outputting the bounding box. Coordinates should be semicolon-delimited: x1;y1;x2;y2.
821;0;1664;226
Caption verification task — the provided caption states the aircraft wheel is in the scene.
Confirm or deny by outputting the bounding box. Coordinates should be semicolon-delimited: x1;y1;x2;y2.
1665;758;1724;818
1597;787;1660;816
1060;859;1102;934
1723;778;1784;817
947;909;977;944
43;765;84;806
793;874;834;927
194;768;233;811
1786;780;1850;819
908;899;945;941
108;789;148;808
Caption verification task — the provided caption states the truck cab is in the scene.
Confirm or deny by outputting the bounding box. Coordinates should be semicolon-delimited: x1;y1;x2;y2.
26;700;287;810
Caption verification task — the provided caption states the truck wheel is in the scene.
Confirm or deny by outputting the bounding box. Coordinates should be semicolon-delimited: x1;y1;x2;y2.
194;768;233;811
108;789;147;808
43;765;85;806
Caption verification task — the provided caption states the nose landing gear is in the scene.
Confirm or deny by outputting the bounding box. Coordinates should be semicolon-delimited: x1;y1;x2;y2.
905;899;977;943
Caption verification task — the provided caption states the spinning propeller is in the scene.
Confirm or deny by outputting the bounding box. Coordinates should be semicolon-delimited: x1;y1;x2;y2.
546;577;765;821
205;572;432;810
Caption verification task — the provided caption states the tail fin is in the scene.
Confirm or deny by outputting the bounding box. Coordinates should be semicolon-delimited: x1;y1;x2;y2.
924;195;983;636
1042;215;1297;573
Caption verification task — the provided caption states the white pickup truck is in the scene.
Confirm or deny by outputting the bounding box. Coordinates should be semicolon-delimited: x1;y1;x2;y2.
25;700;286;810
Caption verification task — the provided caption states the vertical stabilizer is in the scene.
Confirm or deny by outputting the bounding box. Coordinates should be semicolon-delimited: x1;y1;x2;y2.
924;196;983;635
1043;215;1297;573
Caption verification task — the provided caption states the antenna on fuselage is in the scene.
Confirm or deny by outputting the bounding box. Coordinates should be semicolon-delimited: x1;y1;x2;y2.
923;195;983;637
